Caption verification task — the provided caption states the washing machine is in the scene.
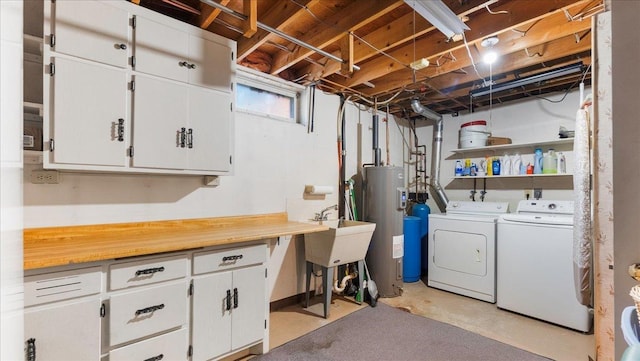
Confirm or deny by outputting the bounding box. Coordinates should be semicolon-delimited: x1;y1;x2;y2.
497;200;592;332
428;201;509;303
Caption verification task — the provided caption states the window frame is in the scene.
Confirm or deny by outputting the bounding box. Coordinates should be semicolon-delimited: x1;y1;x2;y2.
236;66;306;125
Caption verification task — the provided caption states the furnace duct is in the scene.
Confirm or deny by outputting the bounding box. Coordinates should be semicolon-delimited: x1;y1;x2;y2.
410;99;449;212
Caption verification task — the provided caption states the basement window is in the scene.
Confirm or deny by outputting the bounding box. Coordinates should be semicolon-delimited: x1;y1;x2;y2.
236;66;305;124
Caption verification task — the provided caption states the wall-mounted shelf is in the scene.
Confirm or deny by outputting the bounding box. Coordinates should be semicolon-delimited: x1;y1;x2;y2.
449;138;574;158
453;173;572;180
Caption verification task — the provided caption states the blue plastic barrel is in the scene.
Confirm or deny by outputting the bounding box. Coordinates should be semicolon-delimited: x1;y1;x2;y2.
403;216;421;282
411;203;430;276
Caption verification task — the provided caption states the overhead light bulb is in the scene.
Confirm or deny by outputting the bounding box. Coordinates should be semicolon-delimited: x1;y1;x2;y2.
480;36;500;65
483;51;498;64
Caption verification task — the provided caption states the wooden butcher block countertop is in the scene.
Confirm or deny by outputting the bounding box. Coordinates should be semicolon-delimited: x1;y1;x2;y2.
24;212;328;270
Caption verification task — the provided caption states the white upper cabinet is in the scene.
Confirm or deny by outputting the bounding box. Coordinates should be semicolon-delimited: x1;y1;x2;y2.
135;15;234;93
187;35;233;92
134;16;189;83
132;75;232;172
132;74;189;170
48;56;128;167
50;0;130;68
41;0;236;175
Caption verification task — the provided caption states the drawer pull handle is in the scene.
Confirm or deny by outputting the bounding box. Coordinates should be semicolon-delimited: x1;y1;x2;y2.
222;254;243;262
135;266;165;276
117;118;125;142
179;127;187;148
225;289;231;311
233;287;238;309
135;303;165;316
144;354;164;361
25;338;36;361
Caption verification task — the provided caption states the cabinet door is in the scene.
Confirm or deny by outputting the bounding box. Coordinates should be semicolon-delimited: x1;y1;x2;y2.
132;74;187;170
188;36;233;92
51;0;130;68
24;298;101;361
134;16;189;83
186;86;231;172
191;272;233;361
50;57;128;167
231;266;266;350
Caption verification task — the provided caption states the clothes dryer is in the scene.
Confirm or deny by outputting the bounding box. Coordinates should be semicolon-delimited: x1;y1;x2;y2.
428;201;509;303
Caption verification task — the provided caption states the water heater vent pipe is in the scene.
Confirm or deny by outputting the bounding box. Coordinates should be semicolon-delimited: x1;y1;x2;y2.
410;99;449;212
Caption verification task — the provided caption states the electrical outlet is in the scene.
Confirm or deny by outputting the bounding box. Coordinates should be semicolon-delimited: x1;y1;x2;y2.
31;170;60;184
524;189;532;200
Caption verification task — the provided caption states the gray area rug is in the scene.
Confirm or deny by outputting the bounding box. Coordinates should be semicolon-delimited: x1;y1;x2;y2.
256;302;552;361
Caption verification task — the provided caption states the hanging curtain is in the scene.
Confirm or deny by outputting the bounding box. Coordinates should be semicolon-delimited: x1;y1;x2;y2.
573;106;592;307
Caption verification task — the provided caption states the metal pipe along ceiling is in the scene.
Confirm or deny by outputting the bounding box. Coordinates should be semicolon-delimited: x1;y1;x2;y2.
411;99;449;212
199;0;360;70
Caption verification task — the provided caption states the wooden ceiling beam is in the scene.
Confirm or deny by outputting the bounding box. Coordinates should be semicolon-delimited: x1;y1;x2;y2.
242;0;257;38
379;35;591;104
300;0;494;83
340;33;355;76
268;0;405;75
358;6;592;96
198;0;231;29
334;0;590;89
236;0;316;61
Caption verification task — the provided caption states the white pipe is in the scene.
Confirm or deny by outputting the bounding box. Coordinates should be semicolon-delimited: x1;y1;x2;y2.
333;272;356;293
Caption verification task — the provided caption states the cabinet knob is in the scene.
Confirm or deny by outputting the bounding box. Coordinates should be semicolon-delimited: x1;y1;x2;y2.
118;43;127;50
188;63;196;69
179;61;189;67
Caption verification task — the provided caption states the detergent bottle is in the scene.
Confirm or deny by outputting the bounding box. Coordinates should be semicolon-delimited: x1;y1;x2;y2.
455;160;463;176
557;152;566;173
533;148;543;174
501;155;512;176
512;154;523;175
542;149;558;174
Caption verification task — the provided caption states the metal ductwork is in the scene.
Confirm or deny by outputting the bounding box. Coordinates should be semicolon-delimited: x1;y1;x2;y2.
411;99;449;212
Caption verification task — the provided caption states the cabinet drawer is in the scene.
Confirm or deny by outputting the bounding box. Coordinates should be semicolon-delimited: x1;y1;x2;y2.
109;328;188;361
109;281;187;346
24;266;102;307
109;254;188;291
193;244;266;275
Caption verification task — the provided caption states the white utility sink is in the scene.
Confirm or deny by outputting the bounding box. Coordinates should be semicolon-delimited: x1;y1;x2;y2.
304;220;376;268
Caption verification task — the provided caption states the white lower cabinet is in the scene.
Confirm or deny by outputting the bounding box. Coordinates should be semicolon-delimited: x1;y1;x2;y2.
24;267;103;361
24;244;268;361
109;281;188;347
191;245;267;360
109;328;189;361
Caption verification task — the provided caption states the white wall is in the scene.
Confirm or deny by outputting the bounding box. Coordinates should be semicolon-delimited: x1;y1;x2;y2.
611;1;640;358
1;1;24;359
414;89;584;214
23;84;409;301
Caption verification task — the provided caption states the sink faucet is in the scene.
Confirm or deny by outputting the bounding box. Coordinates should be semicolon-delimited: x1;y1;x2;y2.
314;204;338;221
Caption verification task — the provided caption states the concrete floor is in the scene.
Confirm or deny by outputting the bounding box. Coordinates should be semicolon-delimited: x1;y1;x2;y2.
267;280;595;361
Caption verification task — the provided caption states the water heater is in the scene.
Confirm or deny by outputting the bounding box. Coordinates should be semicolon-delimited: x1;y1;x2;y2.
364;166;406;297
